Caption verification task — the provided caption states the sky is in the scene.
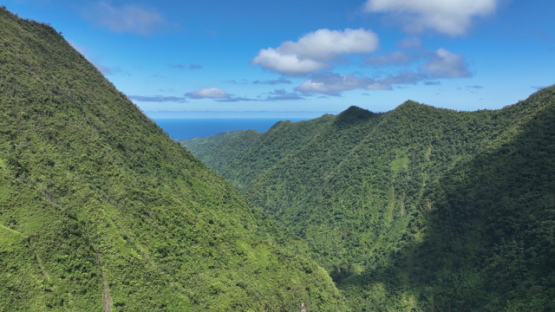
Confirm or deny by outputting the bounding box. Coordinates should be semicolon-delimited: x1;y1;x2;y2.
3;0;554;118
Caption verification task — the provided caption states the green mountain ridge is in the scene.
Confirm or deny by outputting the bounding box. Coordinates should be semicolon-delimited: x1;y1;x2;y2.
182;86;555;311
176;130;262;176
0;8;347;311
3;5;553;311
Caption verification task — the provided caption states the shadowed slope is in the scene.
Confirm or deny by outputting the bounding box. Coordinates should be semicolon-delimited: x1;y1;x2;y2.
342;86;555;311
184;85;555;311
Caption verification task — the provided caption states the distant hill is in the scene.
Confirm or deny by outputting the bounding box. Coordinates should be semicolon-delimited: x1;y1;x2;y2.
0;7;348;311
177;130;262;176
182;86;555;311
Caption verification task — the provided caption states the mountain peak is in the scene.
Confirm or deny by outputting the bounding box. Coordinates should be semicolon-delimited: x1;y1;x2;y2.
334;105;376;127
395;100;434;111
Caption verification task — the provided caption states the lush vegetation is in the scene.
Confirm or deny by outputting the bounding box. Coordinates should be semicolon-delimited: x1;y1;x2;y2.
3;5;553;311
177;130;262;176
183;87;555;311
0;7;349;311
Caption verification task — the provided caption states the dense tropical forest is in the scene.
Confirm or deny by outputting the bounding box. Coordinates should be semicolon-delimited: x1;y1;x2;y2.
2;5;554;311
0;8;348;311
182;87;555;311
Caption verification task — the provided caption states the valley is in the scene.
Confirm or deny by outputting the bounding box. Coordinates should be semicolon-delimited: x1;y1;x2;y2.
1;5;554;311
183;86;555;311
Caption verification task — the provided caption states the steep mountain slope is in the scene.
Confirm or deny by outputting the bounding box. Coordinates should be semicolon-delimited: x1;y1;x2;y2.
339;86;555;311
183;86;555;310
177;130;262;175
0;8;348;311
182;115;337;190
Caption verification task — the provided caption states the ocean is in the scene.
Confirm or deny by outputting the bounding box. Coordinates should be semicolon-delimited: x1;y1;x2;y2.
153;118;309;140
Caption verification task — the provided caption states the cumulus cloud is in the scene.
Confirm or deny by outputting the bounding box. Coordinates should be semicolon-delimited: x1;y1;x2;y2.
278;28;380;60
251;49;329;76
296;73;384;96
364;0;497;35
297;48;471;95
295;72;422;95
83;1;168;35
127;95;187;103
251;28;379;76
420;48;471;78
186;87;229;99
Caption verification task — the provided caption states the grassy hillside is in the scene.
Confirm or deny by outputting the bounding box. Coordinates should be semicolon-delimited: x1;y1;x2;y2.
183;86;555;311
0;7;348;311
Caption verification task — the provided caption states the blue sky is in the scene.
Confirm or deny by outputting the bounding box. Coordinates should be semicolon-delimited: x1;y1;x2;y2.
4;0;554;118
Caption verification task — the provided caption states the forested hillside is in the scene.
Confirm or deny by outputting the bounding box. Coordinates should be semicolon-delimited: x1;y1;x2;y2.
183;86;555;311
0;8;348;311
176;130;262;176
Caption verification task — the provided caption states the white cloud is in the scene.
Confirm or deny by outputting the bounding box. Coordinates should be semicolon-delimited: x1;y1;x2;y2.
83;1;167;35
365;0;497;35
279;28;380;60
186;87;229;99
296;48;471;96
420;48;471;78
251;48;329;76
252;28;379;76
296;73;384;96
295;72;422;95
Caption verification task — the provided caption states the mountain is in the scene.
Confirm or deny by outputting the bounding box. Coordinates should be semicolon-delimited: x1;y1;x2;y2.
176;130;262;176
182;87;555;311
0;8;348;311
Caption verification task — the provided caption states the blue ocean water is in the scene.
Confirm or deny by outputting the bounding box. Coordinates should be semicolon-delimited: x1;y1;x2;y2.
153;118;309;139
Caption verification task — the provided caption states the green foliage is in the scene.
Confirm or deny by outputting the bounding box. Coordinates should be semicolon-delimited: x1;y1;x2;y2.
178;130;262;175
183;115;337;191
400;87;555;311
0;7;348;311
186;87;555;311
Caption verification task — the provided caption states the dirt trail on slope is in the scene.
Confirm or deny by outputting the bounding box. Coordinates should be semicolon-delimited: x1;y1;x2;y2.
83;223;111;312
96;250;111;312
